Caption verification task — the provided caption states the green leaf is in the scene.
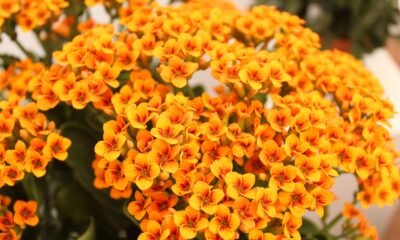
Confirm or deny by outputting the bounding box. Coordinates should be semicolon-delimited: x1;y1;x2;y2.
56;181;93;221
21;173;44;202
60;121;133;234
300;218;320;234
77;218;96;240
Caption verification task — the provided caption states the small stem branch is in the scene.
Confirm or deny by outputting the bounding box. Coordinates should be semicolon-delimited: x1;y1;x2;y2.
323;213;342;232
14;39;36;59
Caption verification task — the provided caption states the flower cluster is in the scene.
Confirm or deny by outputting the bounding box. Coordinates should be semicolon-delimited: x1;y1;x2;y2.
0;195;39;239
0;0;398;239
0;0;69;30
342;203;379;240
0;60;71;184
51;1;400;239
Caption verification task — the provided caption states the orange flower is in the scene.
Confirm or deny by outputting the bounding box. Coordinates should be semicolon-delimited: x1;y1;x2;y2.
136;33;163;56
138;220;170;240
282;212;302;239
0;229;18;240
0;117;14;141
310;187;334;217
104;160;129;190
124;154;160;190
69;82;91;109
25;150;49;177
342;203;361;219
266;108;292;133
53;72;76;102
201;115;227;142
148;139;180;173
232;197;258;232
209;204;240;240
13;103;39;129
189;181;224;214
295;155;321;182
127;103;154;129
178;33;203;58
94;62;121;88
6;140;27;170
248;229;276;240
173;206;209;239
43;133;71;161
269;164;297;192
255;187;277;218
210;157;233;179
150;117;183;145
128;191;152;220
279;183;313;217
284;134;309;157
179;142;200;163
259;140;287;167
3;166;24;186
0;211;15;232
95;131;126;161
238;61;269;90
159;56;198;88
268;60;290;87
13;200;39;227
350;147;375;180
226;172;256;199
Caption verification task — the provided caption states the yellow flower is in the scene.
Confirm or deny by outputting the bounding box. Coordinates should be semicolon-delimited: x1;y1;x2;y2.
188;181;224;214
150;117;183;145
173;206;209;239
124;154;160;190
225;172;256;199
279;183;313;217
159;56;198;88
269;164;297;192
95;130;126;161
209;204;240;240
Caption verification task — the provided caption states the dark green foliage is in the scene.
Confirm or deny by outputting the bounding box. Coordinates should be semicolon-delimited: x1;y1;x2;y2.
256;0;400;57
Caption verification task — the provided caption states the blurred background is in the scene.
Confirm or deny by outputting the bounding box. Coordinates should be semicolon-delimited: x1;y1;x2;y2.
1;0;400;238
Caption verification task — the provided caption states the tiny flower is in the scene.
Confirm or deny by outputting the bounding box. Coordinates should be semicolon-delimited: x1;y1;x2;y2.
95;131;126;161
148;139;180;173
256;187;277;218
43;133;71;161
13;200;39;227
124;154;160;190
138;220;170;240
226;172;256;200
25;150;49;177
269;164;297;192
238;61;269;90
159;56;198;88
173;206;209;239
150;117;183;145
279;183;313;217
209;204;240;240
310;187;334;217
188;181;224;214
126;103;154;129
3;166;24;186
282;212;302;239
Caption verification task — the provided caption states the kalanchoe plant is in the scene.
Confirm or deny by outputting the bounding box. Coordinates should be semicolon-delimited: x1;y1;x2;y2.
256;0;400;57
0;0;399;239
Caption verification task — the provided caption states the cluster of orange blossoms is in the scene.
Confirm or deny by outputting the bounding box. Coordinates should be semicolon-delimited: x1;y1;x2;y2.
0;0;69;31
0;0;399;239
0;195;38;239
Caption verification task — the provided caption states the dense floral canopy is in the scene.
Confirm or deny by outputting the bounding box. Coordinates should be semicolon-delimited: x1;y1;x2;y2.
0;0;398;239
